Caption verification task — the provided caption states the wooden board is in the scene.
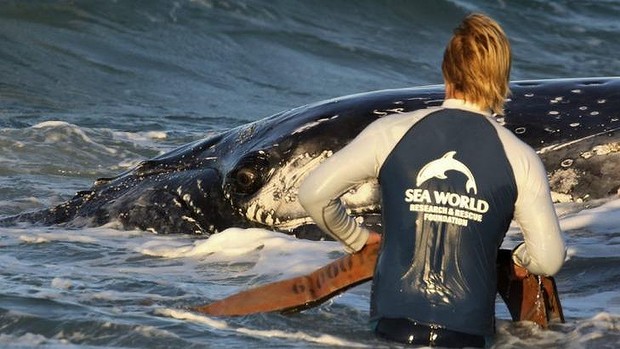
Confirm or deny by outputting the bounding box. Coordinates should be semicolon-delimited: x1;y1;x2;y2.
194;243;564;328
193;241;380;316
496;249;565;327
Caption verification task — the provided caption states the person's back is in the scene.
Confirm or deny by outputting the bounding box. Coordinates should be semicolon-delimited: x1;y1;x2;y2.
374;108;517;337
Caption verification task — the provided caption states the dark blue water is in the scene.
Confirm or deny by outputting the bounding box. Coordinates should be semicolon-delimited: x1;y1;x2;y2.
1;1;619;347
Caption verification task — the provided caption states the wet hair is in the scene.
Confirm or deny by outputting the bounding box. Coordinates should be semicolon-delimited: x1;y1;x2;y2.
442;13;512;115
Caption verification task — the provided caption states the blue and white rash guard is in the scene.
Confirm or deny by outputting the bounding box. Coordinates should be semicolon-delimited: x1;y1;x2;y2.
299;99;566;336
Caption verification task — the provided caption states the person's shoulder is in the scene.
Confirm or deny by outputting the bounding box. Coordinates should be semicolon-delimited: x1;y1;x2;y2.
354;107;442;154
485;117;537;154
371;106;441;128
485;117;546;182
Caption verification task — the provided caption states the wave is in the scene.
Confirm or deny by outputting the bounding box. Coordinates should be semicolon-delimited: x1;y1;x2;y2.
2;0;619;131
0;121;165;177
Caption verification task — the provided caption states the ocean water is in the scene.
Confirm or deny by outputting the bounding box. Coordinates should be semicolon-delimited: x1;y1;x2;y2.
0;0;619;348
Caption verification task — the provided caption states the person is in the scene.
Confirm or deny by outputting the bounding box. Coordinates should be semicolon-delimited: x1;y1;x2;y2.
298;13;566;348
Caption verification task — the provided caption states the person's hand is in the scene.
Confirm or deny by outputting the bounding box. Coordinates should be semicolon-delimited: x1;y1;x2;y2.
511;242;530;279
365;231;382;246
512;262;529;279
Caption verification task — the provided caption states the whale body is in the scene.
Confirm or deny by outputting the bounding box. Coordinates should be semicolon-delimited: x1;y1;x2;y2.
2;78;619;240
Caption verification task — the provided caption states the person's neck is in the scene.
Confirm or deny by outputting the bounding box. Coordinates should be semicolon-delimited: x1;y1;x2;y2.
443;83;491;116
444;83;465;100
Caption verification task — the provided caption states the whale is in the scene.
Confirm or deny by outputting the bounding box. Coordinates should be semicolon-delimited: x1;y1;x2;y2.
416;151;478;194
1;77;619;240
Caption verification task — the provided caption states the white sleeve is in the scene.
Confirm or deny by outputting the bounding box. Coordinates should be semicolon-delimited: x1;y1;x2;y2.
493;124;567;276
298;119;387;252
299;108;437;252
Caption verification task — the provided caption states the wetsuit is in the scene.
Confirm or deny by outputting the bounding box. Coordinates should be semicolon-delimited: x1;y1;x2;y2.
298;99;566;347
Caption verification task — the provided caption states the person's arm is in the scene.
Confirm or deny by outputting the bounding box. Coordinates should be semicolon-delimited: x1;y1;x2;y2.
511;147;566;276
489;121;566;276
298;120;388;253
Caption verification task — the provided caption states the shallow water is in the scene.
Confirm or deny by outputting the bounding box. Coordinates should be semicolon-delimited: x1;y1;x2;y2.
1;200;619;348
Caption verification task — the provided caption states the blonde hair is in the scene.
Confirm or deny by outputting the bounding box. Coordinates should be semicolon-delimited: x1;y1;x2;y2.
442;13;512;115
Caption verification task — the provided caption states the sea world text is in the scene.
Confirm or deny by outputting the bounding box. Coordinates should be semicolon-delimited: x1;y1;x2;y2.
404;188;489;226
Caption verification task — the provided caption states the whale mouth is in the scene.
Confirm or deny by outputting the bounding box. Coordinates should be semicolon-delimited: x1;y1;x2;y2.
236;172;382;238
240;197;383;241
282;211;384;241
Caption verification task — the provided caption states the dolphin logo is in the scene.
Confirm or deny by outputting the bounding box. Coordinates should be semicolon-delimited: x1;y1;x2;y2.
416;151;478;194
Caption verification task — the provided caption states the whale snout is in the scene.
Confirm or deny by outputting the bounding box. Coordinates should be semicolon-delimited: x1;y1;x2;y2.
110;167;238;235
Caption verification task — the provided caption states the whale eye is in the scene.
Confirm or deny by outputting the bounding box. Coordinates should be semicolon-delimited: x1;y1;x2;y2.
227;152;271;196
235;168;260;192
